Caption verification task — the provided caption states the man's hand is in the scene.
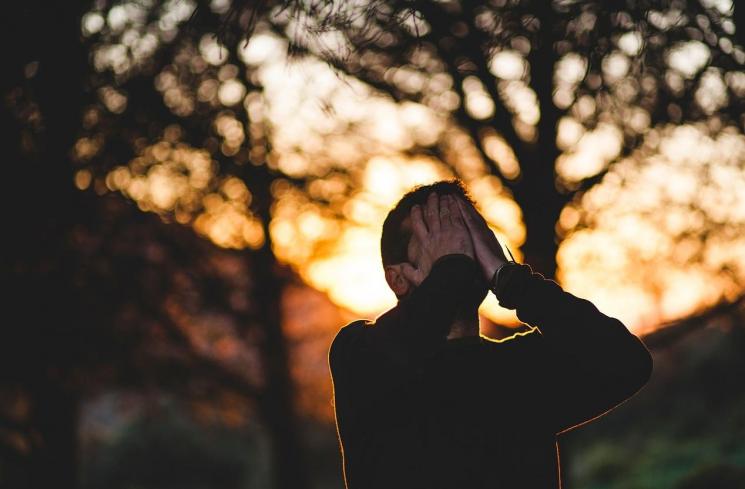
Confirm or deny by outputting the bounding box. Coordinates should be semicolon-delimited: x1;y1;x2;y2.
400;192;474;286
455;197;509;282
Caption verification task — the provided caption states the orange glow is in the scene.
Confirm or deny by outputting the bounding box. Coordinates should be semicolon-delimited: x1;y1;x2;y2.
74;169;93;190
268;153;527;326
558;123;745;333
481;128;521;179
556;123;623;184
85;7;745;343
106;139;265;250
264;120;745;336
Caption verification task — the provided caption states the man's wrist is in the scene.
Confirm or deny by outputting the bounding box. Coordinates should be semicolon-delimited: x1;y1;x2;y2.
488;260;519;297
490;261;534;310
486;260;507;282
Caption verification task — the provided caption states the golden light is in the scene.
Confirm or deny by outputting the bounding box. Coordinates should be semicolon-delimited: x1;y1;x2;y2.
463;76;496;120
218;79;246;106
233;36;534;327
106;139;265;250
268;149;528;327
488;50;526;80
667;40;711;78
84;5;745;342
194;203;265;250
558;123;745;333
556;123;623;184
75;169;93;190
480;128;521;179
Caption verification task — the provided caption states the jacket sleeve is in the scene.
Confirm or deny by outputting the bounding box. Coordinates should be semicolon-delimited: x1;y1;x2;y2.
494;263;654;435
329;253;483;422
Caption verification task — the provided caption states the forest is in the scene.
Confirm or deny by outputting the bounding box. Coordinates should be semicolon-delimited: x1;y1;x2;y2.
1;0;744;488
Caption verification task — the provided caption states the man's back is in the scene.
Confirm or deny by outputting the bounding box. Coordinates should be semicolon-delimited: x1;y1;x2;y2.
331;320;561;488
329;254;653;489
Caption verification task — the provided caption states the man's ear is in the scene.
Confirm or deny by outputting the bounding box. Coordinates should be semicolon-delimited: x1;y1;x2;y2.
384;265;412;298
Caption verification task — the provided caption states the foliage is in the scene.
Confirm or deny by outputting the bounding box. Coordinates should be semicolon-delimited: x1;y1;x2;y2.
82;397;264;489
561;314;745;489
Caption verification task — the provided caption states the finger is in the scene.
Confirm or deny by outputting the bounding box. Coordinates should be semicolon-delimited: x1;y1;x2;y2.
424;191;440;233
448;195;466;229
439;194;453;228
455;197;481;235
410;204;429;241
456;199;508;262
399;262;423;287
468;200;488;225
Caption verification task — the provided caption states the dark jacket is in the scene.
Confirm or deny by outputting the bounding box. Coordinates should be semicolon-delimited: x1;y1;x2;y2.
328;253;653;489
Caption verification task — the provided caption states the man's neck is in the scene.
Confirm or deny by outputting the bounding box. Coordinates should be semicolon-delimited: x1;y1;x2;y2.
447;315;480;340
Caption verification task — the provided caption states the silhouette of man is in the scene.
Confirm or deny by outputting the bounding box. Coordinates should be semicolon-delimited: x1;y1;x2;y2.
329;179;653;489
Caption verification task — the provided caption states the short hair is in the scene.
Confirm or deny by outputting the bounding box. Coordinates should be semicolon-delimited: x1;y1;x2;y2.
380;178;477;268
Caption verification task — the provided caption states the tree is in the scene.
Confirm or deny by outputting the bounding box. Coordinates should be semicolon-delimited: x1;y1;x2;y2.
211;0;745;280
4;0;745;487
2;2;96;487
1;2;323;488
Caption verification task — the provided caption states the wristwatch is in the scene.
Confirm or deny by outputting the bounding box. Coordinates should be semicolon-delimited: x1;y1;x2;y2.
488;244;519;297
488;260;517;297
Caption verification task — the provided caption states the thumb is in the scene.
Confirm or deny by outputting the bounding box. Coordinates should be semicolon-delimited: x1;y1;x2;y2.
399;262;424;287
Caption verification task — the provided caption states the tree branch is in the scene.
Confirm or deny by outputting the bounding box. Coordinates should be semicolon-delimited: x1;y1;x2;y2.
642;292;745;350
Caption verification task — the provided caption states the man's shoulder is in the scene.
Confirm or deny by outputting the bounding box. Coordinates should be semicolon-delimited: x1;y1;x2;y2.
480;326;543;350
329;319;372;362
330;305;400;349
333;319;370;343
478;327;547;372
328;306;402;368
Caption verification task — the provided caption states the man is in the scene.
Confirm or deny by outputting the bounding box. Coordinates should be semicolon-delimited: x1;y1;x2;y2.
328;179;653;489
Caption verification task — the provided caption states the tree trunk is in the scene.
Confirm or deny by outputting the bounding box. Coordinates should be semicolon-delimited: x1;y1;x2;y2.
510;0;565;280
511;159;563;280
250;166;310;489
28;383;79;489
3;2;91;488
733;1;745;48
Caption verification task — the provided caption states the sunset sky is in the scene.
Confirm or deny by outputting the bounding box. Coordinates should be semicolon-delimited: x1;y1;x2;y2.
78;1;745;337
7;2;745;488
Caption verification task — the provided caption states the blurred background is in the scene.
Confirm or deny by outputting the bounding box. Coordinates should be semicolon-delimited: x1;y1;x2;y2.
1;0;745;488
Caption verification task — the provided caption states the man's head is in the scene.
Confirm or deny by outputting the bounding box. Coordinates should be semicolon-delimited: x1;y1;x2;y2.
380;178;480;300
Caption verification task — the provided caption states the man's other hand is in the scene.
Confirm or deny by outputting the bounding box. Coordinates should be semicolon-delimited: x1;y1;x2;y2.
400;192;474;286
455;197;509;282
